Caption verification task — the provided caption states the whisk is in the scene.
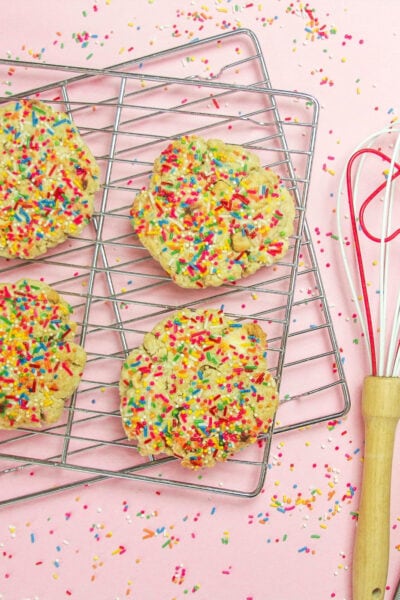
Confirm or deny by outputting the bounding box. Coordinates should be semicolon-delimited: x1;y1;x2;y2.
337;126;400;600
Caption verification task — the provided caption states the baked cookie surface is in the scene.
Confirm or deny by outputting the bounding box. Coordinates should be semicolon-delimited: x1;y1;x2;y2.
119;308;278;469
0;99;100;259
0;279;86;429
131;135;295;288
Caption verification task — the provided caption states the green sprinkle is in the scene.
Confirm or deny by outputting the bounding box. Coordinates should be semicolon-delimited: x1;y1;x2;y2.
206;351;218;364
221;536;229;545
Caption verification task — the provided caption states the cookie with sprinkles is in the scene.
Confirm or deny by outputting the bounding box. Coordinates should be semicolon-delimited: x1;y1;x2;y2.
119;308;278;469
131;135;295;288
0;99;100;259
0;279;86;429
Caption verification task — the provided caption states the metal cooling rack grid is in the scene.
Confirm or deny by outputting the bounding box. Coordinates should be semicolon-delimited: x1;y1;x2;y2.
0;29;350;502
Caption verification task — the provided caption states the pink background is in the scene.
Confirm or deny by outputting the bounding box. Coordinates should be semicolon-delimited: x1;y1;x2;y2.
1;1;400;599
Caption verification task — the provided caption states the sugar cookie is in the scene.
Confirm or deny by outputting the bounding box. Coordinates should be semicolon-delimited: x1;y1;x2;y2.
0;99;100;259
131;135;295;287
120;308;278;468
0;279;86;429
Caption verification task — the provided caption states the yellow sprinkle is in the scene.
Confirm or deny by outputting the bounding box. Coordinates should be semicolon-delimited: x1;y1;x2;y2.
341;57;347;63
320;523;328;529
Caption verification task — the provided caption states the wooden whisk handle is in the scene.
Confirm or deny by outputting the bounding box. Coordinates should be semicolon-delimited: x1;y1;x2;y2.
353;376;400;600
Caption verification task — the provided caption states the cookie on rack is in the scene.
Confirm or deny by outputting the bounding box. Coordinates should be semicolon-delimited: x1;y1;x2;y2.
119;308;278;469
0;278;86;429
131;135;295;288
0;98;100;259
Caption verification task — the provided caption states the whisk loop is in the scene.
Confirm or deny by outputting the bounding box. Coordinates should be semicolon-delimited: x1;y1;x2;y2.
337;126;400;377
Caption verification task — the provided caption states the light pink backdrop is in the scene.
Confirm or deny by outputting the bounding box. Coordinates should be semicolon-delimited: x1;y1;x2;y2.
1;1;400;599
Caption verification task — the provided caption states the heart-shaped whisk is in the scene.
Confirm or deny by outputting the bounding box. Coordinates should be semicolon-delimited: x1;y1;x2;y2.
337;126;400;600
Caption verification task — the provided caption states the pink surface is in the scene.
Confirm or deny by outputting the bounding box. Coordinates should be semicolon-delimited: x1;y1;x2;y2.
0;1;400;599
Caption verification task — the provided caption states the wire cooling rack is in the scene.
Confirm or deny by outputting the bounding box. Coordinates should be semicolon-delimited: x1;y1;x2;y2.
0;29;350;502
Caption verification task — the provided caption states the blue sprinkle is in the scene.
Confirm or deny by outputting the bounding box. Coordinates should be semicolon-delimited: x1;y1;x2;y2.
53;118;70;127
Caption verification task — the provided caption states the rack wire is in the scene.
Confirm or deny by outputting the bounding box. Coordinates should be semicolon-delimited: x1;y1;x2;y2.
0;29;349;502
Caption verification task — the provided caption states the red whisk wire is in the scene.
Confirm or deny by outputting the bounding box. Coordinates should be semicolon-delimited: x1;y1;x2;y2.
346;148;400;376
358;150;400;242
